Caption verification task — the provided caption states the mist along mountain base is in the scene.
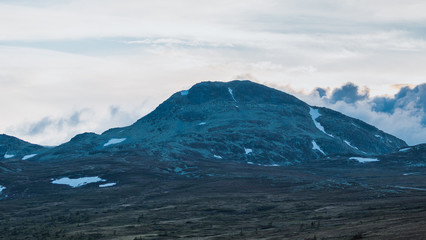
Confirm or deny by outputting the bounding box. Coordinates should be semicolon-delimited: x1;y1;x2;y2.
1;80;426;240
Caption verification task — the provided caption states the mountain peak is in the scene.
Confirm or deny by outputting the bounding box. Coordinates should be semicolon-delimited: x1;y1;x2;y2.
93;80;406;165
177;80;304;106
21;80;407;164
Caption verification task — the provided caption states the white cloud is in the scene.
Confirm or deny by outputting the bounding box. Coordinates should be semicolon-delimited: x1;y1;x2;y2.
1;0;426;145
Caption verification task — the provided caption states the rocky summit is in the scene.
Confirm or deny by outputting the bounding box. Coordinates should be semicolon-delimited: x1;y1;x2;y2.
29;80;405;164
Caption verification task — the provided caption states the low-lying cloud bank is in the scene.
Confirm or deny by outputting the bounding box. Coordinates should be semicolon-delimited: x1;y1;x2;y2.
300;83;426;145
7;103;154;146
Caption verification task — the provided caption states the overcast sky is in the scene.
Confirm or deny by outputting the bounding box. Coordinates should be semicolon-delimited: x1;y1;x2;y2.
1;0;426;145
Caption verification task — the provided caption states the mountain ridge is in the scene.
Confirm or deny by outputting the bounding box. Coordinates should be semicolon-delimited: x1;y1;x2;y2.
0;134;45;161
2;80;407;163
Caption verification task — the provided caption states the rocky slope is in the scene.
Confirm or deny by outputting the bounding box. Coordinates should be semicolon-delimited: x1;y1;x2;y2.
0;134;46;161
33;80;406;164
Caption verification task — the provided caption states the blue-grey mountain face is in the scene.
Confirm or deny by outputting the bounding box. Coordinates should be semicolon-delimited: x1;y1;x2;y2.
32;80;406;164
0;134;45;161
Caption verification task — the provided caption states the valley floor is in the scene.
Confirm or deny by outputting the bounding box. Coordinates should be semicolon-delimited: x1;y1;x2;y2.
1;174;426;240
1;153;426;239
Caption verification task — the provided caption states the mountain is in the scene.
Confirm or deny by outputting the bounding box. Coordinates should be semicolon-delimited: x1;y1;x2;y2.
0;134;46;161
34;80;406;163
1;80;426;240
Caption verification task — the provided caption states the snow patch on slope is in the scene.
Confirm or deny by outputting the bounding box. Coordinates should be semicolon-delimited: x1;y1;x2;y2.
0;185;5;193
99;182;116;188
228;87;237;102
180;90;189;96
3;153;15;159
264;163;280;167
349;157;379;163
52;176;105;188
104;138;126;147
403;172;418;176
312;140;325;155
344;140;359;150
244;148;253;155
22;154;37;160
246;162;280;167
399;147;411;152
394;186;426;191
213;155;222;159
309;107;333;138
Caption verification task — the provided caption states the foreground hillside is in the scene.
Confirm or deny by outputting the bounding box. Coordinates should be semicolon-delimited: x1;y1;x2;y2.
1;146;426;239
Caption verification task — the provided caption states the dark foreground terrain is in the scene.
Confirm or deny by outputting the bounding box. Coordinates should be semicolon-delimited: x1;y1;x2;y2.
1;150;426;240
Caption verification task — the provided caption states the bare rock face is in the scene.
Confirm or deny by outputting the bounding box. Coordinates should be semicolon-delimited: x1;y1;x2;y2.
33;80;406;164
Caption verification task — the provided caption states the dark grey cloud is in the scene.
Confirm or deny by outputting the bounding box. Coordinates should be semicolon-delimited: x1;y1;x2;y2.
315;83;426;126
372;84;426;125
315;87;327;98
303;82;426;145
370;97;396;114
329;83;369;104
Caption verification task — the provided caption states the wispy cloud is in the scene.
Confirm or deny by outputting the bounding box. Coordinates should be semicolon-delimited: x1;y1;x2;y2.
26;117;53;135
25;109;87;136
121;38;234;48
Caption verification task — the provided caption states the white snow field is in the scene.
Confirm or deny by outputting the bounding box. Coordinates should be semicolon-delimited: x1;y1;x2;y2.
312;140;325;155
51;176;105;188
309;107;333;137
22;154;37;160
4;153;15;159
228;87;237;102
104;138;126;147
349;157;379;163
99;183;117;188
